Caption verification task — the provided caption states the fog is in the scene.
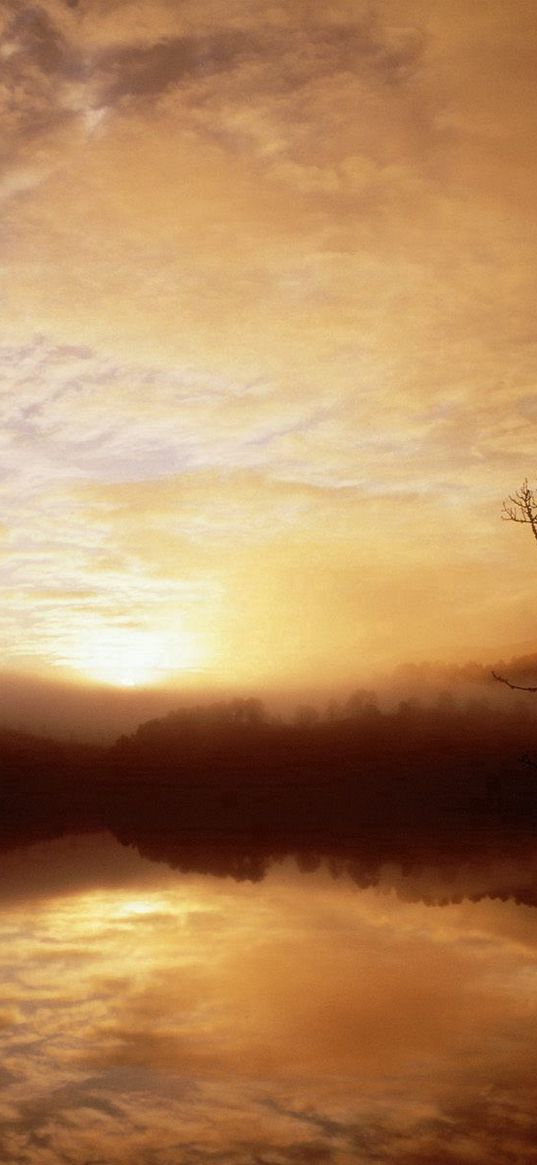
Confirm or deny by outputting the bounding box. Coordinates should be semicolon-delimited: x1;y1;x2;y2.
3;647;537;741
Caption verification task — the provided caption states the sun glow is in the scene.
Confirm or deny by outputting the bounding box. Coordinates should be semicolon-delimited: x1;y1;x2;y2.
64;626;204;688
118;897;167;917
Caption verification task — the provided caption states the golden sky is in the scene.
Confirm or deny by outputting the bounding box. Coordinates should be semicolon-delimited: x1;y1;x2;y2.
2;0;537;689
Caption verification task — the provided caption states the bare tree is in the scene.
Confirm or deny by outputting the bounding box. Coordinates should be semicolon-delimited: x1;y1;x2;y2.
494;479;537;691
501;479;537;543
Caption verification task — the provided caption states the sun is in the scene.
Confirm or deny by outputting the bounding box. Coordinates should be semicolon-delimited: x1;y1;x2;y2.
65;625;203;688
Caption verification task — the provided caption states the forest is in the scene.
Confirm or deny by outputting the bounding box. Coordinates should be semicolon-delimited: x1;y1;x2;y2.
1;688;536;900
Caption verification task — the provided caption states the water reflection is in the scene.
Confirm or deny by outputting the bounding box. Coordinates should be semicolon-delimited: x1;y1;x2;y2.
0;834;536;1163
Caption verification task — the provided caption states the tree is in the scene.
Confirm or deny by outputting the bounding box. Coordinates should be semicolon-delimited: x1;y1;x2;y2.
493;480;537;692
294;704;319;728
501;479;537;542
344;688;378;718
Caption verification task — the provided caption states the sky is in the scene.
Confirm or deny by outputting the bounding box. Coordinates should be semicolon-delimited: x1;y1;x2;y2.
2;0;537;693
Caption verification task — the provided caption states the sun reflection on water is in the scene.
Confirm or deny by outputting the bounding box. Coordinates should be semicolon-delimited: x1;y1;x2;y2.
0;860;536;1163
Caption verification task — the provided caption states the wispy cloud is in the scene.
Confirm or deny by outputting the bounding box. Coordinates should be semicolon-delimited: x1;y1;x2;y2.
1;1;537;681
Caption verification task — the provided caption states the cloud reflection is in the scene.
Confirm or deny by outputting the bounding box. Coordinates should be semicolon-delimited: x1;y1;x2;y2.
0;855;536;1163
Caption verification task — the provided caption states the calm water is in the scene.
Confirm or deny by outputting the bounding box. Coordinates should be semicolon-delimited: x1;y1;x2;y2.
0;833;536;1164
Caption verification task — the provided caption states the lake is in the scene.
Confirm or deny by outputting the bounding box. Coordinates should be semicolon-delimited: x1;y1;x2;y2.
0;831;536;1164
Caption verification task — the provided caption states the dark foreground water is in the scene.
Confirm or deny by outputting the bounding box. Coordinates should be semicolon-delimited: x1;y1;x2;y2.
0;832;537;1164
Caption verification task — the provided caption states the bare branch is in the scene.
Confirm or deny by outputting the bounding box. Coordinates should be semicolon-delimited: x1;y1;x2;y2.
494;480;537;696
501;478;537;542
491;671;537;693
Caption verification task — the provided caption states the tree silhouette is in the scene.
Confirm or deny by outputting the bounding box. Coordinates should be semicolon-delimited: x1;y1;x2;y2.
493;479;537;692
501;479;537;542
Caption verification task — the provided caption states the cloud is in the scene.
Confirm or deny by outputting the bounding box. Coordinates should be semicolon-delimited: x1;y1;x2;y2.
1;1;537;683
95;30;251;106
3;333;523;678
